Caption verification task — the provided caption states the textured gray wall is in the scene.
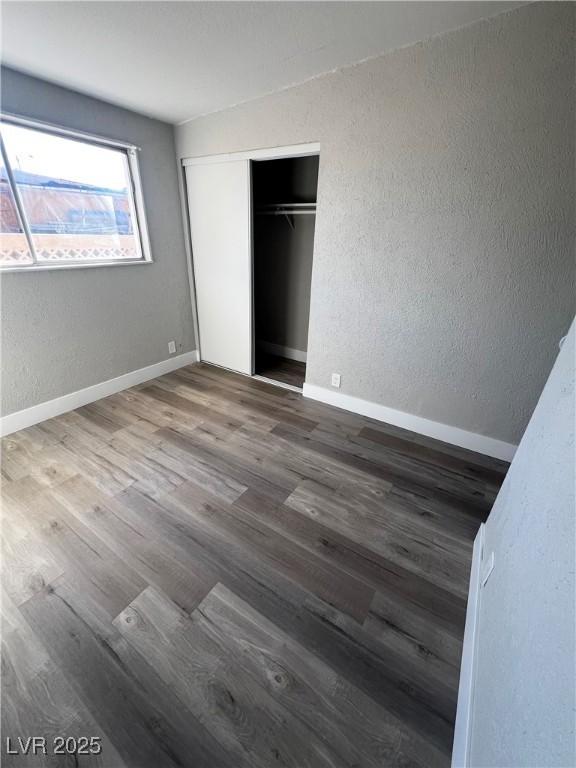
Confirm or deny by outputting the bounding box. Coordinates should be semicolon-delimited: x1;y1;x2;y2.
1;67;195;415
470;319;575;767
176;2;575;445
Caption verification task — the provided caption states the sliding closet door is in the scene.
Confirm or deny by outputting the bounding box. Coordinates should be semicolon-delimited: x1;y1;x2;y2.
185;160;252;374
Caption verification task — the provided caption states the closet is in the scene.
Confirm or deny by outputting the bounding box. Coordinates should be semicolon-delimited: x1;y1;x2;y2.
184;144;319;389
252;155;318;390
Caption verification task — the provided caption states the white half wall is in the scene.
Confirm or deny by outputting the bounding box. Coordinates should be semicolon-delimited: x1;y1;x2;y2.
454;319;575;767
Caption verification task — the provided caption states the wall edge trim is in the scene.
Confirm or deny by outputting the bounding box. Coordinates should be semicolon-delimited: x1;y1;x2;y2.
452;523;485;767
302;383;516;461
0;350;199;436
182;142;320;166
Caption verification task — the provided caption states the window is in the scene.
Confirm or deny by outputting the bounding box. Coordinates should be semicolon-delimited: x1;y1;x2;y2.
0;116;151;270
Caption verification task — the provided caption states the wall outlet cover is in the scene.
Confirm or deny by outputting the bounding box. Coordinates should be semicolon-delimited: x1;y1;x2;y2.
331;373;341;388
168;341;176;354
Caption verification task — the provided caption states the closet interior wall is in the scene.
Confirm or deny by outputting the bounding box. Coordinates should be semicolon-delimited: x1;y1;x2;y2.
252;155;319;390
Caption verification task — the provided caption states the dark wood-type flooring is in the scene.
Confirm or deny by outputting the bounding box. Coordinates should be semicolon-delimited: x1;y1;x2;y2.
255;353;306;389
1;363;508;767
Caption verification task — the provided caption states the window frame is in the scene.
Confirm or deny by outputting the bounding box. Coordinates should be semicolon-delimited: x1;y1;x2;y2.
0;113;153;272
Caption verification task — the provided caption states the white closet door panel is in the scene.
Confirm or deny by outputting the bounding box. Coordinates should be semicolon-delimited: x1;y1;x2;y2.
186;161;252;374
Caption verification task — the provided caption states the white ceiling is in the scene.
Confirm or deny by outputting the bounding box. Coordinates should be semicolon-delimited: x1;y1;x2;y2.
2;1;524;124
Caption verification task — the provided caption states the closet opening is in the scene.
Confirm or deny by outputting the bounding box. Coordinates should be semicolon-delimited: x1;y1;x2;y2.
252;154;319;391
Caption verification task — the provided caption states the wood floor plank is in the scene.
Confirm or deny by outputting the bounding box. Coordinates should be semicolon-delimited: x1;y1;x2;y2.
197;582;447;768
121;486;456;754
114;585;344;768
1;361;507;767
174;366;318;432
35;420;136;497
154;371;281;432
167;480;375;623
103;388;190;429
44;575;236;768
19;581;210;768
298;597;458;750
1;522;64;607
155;426;289;504
51;476;217;614
44;416;183;500
80;395;143;431
363;589;463;692
4;443;78;490
314;423;499;503
285;479;471;598
226;421;390;494
2;589;126;768
232;489;468;636
357;421;509;473
359;426;506;488
150;429;249;503
4;489;146;619
276;422;496;515
141;384;244;433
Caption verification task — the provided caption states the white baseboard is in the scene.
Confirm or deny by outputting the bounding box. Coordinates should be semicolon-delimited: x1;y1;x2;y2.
302;384;516;461
452;523;485;767
257;340;307;363
0;350;199;437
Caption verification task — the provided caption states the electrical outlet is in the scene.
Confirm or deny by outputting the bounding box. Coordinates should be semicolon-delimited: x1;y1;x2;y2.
168;340;176;354
331;373;341;388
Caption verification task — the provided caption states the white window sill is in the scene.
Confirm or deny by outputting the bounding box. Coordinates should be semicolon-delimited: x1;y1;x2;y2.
0;259;154;274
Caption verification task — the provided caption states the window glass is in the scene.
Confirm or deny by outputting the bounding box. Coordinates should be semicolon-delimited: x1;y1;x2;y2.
0;122;146;267
0;150;33;265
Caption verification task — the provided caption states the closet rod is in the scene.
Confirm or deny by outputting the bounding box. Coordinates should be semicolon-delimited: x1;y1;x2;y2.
258;202;316;208
256;203;316;215
256;210;316;215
